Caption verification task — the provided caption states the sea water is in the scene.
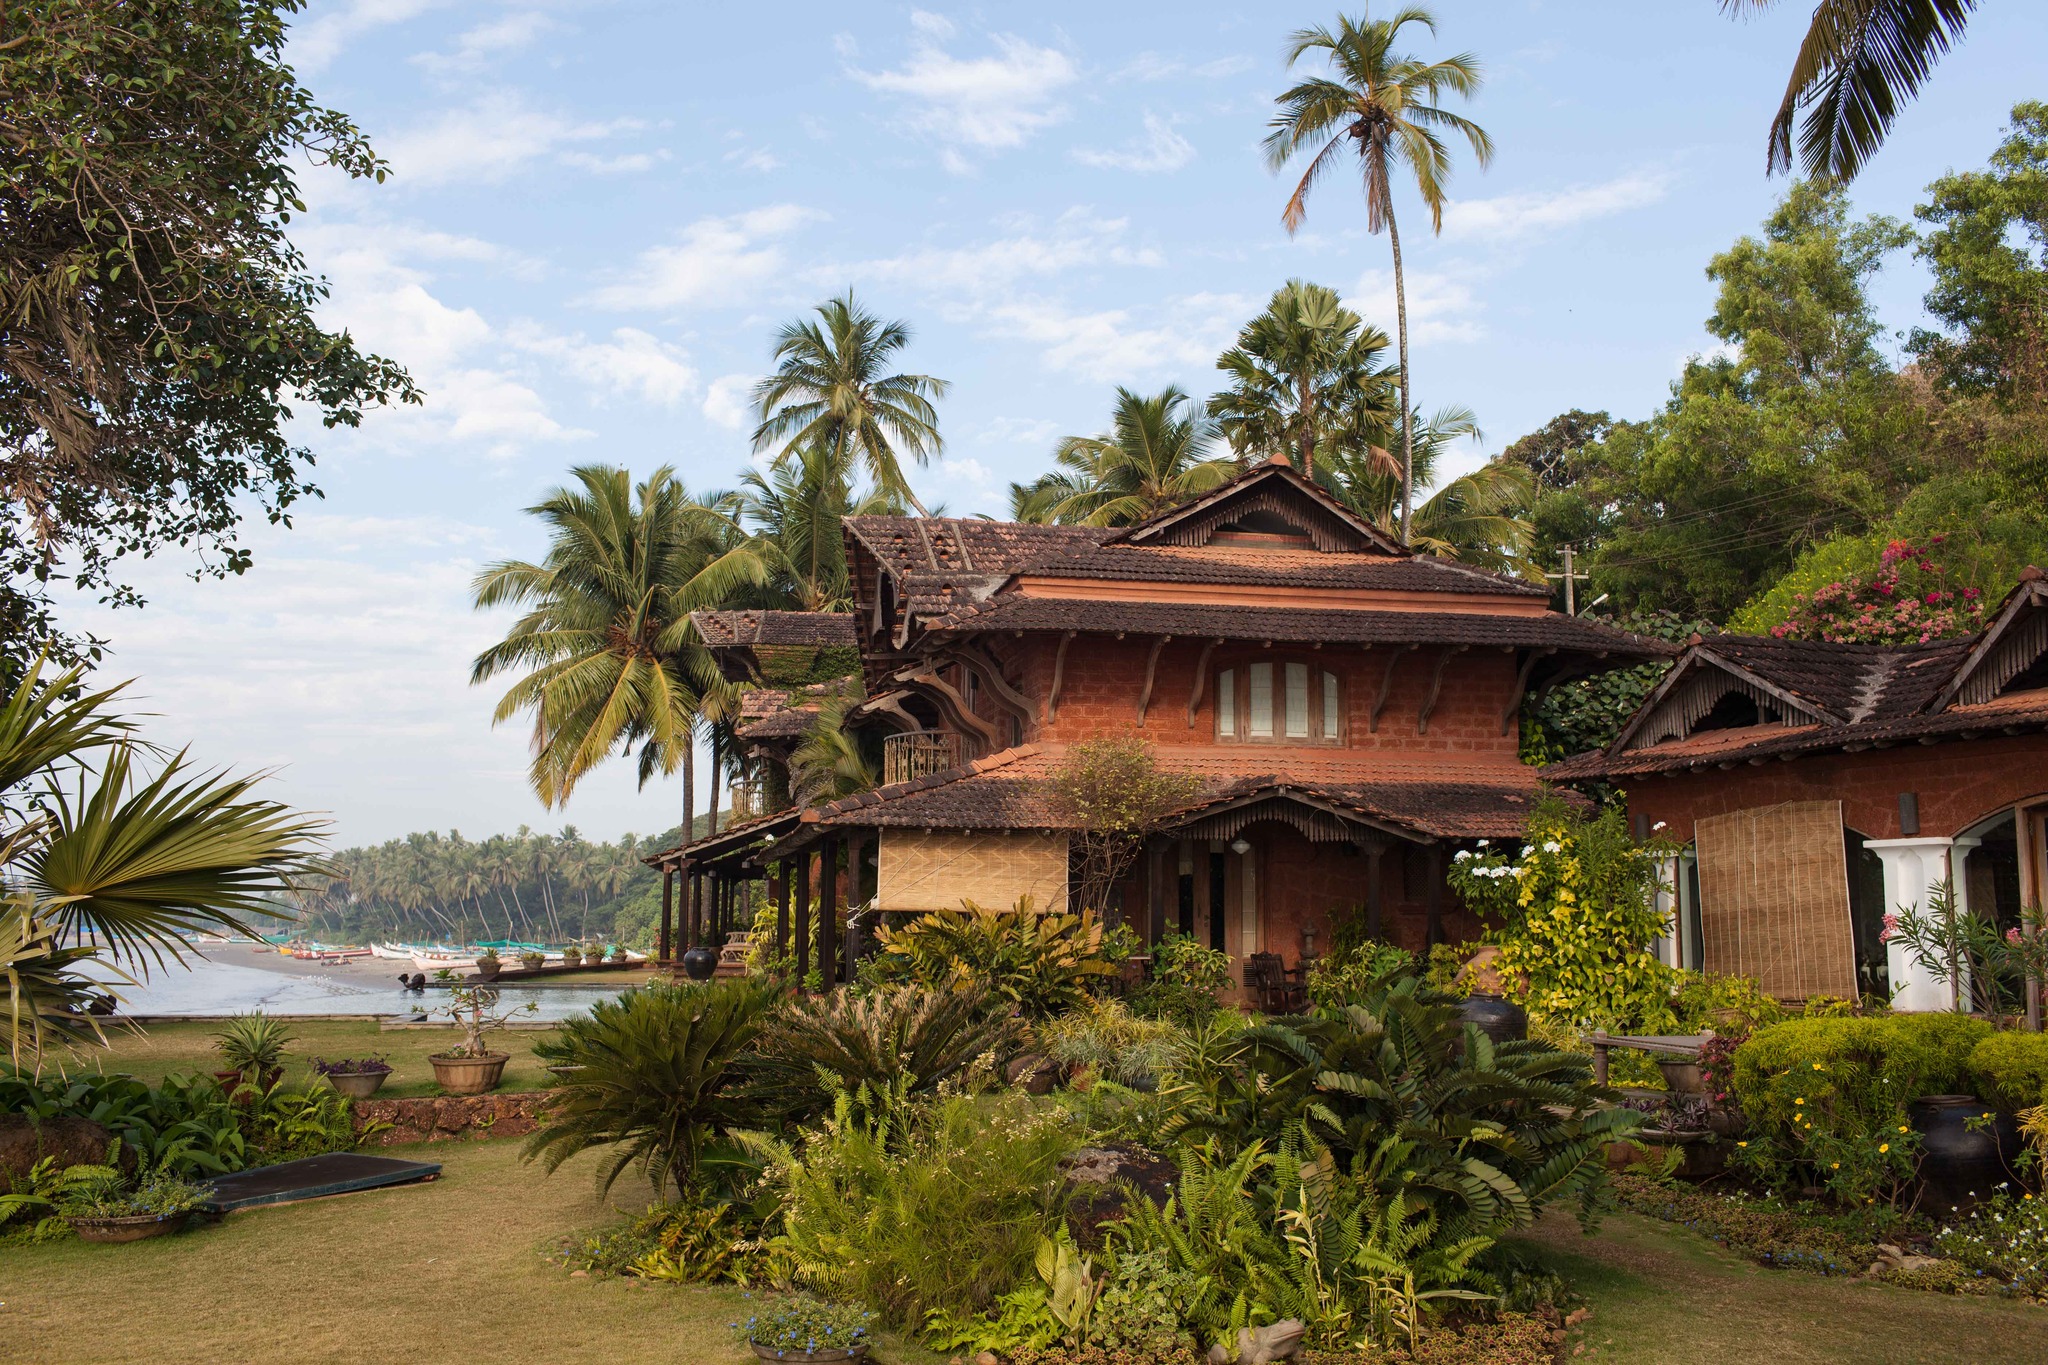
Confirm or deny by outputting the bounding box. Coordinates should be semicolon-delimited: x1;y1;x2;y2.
102;957;621;1022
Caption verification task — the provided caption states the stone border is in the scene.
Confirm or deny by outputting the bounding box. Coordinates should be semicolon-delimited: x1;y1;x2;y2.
351;1091;553;1146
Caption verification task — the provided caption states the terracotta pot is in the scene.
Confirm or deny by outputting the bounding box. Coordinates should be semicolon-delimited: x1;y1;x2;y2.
1911;1094;2021;1217
1658;1058;1706;1094
1638;1129;1728;1180
474;958;503;981
750;1346;866;1363
429;1052;509;1096
70;1212;188;1244
323;1070;390;1100
1456;994;1528;1045
559;950;582;968
681;946;718;981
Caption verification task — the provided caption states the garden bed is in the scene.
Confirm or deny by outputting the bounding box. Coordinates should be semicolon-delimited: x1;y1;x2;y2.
350;1091;554;1145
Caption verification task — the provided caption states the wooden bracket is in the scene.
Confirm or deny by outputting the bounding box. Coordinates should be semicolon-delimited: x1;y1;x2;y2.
1186;638;1220;727
1368;644;1415;733
1416;645;1466;735
1045;632;1076;723
1136;635;1171;727
1498;648;1554;735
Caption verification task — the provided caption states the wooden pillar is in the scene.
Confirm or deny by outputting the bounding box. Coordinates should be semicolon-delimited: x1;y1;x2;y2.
1425;844;1444;947
1365;845;1384;941
774;863;790;963
1192;843;1212;945
794;851;812;985
1148;842;1168;945
659;868;674;963
683;869;698;949
818;837;839;988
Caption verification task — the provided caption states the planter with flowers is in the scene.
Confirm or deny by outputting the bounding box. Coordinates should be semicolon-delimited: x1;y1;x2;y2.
312;1055;393;1099
474;948;503;981
729;1294;873;1362
428;985;538;1095
519;950;546;972
62;1165;210;1244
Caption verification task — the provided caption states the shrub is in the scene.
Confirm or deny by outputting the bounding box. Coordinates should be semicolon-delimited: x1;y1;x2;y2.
1046;737;1204;916
1449;798;1678;1032
728;1293;875;1354
1933;1189;2048;1297
744;984;1017;1123
211;1012;294;1079
872;896;1115;1018
1305;937;1415;1009
1732;1013;1992;1202
1671;972;1784;1032
1131;932;1234;1024
526;978;774;1197
1611;1173;1896;1277
553;1196;779;1285
1039;999;1183;1088
761;1090;1080;1328
1970;1031;2048;1113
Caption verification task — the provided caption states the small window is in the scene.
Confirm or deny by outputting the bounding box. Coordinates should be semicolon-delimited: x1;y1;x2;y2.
1285;663;1309;738
1321;670;1339;739
1216;669;1235;739
1248;662;1274;738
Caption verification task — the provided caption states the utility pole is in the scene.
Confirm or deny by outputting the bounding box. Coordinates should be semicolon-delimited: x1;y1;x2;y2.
1546;545;1590;616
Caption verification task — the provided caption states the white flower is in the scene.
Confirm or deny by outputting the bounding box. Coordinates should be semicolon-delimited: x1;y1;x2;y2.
1542;840;1563;854
1453;850;1471;862
1652;821;1668;831
1477;839;1490;847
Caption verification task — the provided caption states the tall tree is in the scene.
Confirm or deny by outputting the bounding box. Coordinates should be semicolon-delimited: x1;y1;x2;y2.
1319;406;1535;574
738;441;905;612
1013;386;1239;527
1722;0;1980;182
1264;8;1492;541
469;467;767;843
0;0;417;673
1207;280;1399;481
751;292;948;517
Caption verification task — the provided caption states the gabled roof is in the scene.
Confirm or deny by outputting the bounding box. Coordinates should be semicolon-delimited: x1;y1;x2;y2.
690;610;859;649
1931;568;2048;711
1110;458;1407;555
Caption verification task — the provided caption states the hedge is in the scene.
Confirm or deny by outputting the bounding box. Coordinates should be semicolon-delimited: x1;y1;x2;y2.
1969;1031;2048;1112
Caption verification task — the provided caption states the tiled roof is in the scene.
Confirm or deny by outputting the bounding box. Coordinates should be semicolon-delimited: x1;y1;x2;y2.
1687;634;1969;721
798;742;1555;841
1013;543;1549;596
736;681;850;741
926;595;1671;658
690;610;859;648
841;517;1111;577
1111;458;1406;555
644;807;802;869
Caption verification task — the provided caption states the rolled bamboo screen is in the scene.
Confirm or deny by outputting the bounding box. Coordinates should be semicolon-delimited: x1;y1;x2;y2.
1695;800;1858;1001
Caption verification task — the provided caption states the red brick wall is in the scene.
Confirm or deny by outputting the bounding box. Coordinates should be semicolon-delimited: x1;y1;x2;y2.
1622;734;2048;841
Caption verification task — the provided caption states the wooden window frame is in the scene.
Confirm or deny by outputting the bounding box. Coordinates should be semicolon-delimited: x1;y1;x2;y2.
1215;656;1343;745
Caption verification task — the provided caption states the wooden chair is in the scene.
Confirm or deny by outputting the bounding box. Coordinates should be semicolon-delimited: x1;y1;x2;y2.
1246;952;1304;1014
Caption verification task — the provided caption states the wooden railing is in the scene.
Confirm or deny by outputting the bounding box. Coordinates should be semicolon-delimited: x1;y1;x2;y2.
884;730;960;786
727;782;761;822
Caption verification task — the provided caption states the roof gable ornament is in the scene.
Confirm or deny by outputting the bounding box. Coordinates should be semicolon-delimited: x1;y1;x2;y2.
1930;569;2048;711
1113;459;1405;555
1612;645;1833;753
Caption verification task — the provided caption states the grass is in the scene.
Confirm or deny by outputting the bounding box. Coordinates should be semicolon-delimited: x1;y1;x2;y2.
48;1018;562;1098
1519;1207;2047;1364
0;1138;939;1365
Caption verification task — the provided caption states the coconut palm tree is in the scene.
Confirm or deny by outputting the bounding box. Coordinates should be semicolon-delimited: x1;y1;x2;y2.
470;466;769;843
737;441;906;613
1;657;327;1064
1320;405;1536;575
1011;386;1239;527
1208;280;1401;482
1264;9;1493;541
1723;0;1980;182
788;692;880;809
751;292;949;517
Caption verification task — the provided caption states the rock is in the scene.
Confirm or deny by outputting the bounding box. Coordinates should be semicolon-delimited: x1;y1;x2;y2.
0;1115;114;1182
1210;1320;1305;1365
1003;1052;1059;1095
975;1353;999;1365
570;1270;588;1278
1060;1144;1179;1250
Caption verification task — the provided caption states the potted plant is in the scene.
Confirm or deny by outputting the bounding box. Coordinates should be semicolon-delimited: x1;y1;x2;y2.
602;943;624;964
729;1294;874;1362
62;1165;208;1244
312;1056;394;1099
427;985;538;1095
211;1012;294;1093
519;950;545;971
474;947;503;982
559;945;582;968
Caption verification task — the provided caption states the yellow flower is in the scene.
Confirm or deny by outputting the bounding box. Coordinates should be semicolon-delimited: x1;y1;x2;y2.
1795;1098;1805;1105
1738;1141;1748;1148
1898;1125;1910;1133
1879;1143;1890;1153
1832;1162;1841;1169
1812;1062;1823;1070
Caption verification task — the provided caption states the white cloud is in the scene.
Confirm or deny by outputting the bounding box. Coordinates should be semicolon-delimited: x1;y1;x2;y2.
591;205;824;310
1347;268;1487;345
413;10;555;72
850;208;1162;296
726;146;783;173
1116;51;1254;82
702;374;759;431
1441;171;1674;242
383;92;647;187
289;0;442;73
504;324;699;406
1072;113;1195;174
976;416;1061;447
984;293;1249;380
847;18;1076;170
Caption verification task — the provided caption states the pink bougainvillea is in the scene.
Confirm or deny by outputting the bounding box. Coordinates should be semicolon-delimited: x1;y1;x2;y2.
1772;538;1987;645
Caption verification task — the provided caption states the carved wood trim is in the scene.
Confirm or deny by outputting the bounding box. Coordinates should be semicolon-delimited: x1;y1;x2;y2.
1045;631;1076;723
1136;635;1171;727
1498;647;1553;735
1186;638;1221;728
1369;644;1415;733
1417;645;1466;735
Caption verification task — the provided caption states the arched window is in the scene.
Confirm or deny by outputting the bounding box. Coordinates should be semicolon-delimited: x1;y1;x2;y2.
1217;660;1341;743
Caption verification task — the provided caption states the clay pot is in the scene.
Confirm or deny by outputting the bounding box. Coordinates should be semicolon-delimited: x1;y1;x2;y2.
681;946;718;981
70;1212;188;1244
1658;1058;1706;1094
323;1070;390;1100
474;958;503;982
429;1052;509;1096
1911;1094;2022;1217
1456;993;1528;1045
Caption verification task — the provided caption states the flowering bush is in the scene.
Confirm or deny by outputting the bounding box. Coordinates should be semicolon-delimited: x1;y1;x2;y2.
1933;1189;2048;1299
1448;798;1677;1031
1771;537;1986;644
729;1293;875;1354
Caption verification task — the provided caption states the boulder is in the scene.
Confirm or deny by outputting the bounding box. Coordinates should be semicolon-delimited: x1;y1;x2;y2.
0;1114;114;1182
1206;1320;1305;1365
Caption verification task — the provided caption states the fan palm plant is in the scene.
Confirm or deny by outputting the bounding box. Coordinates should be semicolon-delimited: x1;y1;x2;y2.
0;657;327;1065
751;292;949;516
1265;9;1493;539
1013;386;1239;527
470;466;768;833
1723;0;1980;182
1209;281;1400;482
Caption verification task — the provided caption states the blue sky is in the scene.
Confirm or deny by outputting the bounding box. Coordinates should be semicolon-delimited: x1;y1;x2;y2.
59;0;2048;848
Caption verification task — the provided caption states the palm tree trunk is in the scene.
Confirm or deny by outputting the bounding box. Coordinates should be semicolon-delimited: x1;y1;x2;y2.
1297;371;1315;478
1388;203;1414;543
681;733;696;848
707;730;722;837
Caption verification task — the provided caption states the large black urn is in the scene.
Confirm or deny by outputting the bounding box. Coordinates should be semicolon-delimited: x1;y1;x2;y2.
1456;994;1528;1045
1910;1094;2021;1217
680;945;719;981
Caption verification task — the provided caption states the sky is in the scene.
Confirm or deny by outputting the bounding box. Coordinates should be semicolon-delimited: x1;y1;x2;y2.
55;0;2048;850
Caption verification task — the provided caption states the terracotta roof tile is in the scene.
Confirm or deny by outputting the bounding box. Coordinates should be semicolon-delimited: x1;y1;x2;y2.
1013;543;1549;595
691;610;859;648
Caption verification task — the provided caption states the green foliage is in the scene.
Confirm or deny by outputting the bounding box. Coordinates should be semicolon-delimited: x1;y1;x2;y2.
57;1162;210;1222
744;983;1018;1123
1011;385;1238;527
0;0;417;665
211;1013;295;1077
729;1293;875;1353
1131;932;1235;1025
526;978;773;1198
1671;972;1784;1033
1305;935;1415;1010
872;897;1114;1019
1449;799;1676;1031
757;1090;1079;1329
1969;1032;2048;1114
1933;1190;2048;1298
1519;611;1703;764
555;1196;779;1286
1613;1173;1907;1278
1203;281;1395;475
1048;739;1205;917
1732;1013;1992;1203
1038;999;1184;1089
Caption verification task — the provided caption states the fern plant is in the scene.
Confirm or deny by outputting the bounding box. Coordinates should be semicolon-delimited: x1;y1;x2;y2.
871;896;1114;1018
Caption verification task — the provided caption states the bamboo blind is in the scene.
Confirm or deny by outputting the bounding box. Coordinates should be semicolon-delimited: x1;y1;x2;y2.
1695;800;1858;1000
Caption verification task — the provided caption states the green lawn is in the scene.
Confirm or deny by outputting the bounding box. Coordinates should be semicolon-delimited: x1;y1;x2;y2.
53;1018;562;1098
1519;1206;2047;1365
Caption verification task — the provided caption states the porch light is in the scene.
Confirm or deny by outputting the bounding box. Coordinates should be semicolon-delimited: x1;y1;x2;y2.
1230;837;1251;855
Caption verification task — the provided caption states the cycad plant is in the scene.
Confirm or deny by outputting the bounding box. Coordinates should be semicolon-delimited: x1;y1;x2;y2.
526;977;775;1197
744;984;1017;1124
871;897;1114;1019
1;657;326;1065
